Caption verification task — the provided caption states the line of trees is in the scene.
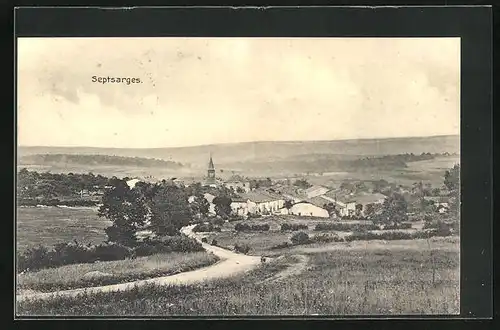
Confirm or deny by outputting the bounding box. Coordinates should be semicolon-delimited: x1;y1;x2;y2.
20;154;184;168
17;168;110;201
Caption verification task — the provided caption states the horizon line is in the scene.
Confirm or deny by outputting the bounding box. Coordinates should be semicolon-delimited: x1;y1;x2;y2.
18;133;460;150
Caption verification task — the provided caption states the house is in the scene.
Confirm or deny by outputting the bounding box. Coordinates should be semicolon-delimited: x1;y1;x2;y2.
424;196;450;213
236;190;285;215
230;197;249;216
224;180;251;193
288;202;329;218
351;192;387;216
303;185;330;199
126;178;141;189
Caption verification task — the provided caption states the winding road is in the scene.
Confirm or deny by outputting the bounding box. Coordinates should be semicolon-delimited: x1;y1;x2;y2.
16;225;262;303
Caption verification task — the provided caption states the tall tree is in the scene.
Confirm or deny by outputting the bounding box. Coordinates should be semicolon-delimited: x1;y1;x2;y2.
149;183;192;236
98;178;149;246
373;192;408;224
213;195;232;218
444;164;460;193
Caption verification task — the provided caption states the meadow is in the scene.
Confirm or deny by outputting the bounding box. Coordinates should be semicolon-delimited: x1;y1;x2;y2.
16;236;459;316
17;251;219;293
17;207;111;253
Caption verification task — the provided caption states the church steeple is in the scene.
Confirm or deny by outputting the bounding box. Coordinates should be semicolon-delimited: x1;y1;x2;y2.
208;153;215;171
207;153;216;183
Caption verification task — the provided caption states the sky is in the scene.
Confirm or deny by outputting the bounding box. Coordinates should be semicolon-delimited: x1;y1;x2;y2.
17;37;460;148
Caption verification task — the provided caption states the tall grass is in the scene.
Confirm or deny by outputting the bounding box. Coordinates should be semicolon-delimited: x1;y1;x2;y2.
17;252;219;293
17;246;459;316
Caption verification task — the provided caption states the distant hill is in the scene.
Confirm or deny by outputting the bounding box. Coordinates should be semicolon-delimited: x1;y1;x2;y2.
18;135;460;170
18;154;185;169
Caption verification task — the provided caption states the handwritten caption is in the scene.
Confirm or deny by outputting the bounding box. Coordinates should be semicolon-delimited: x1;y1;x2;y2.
91;76;142;85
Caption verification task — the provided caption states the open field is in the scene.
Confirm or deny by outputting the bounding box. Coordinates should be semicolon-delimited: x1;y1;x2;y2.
17;251;219;293
16;237;459;316
17;207;111;253
203;216;425;256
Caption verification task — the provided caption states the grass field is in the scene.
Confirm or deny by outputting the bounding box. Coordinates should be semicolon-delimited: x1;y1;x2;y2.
17;207;111;253
17;251;219;293
205;216;422;257
16;237;459;316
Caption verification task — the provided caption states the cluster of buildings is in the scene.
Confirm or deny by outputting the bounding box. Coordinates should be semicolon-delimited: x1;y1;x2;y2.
126;155;453;220
196;155;389;219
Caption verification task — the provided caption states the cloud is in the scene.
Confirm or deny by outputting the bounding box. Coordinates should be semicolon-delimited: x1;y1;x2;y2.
17;37;460;148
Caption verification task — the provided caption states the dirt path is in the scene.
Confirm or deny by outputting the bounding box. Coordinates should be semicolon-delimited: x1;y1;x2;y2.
259;254;309;284
16;225;262;303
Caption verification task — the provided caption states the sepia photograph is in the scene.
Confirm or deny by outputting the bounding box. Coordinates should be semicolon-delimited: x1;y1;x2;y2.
16;36;461;316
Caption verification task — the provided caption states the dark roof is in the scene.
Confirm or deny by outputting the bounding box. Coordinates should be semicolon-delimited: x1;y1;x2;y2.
208;155;215;170
239;190;284;203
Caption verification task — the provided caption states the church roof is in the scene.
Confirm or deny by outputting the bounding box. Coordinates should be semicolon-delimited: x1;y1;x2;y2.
208;155;215;170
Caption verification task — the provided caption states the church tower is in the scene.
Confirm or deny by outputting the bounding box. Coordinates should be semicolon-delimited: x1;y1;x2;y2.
207;153;216;184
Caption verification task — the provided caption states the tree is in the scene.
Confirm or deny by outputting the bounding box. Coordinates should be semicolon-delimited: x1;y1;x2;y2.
213;195;232;218
444;164;460;193
355;203;363;217
284;200;293;210
190;194;210;216
149;183;192;236
323;203;337;217
98;178;149;246
236;186;245;194
365;203;376;218
373;192;408;225
293;179;311;189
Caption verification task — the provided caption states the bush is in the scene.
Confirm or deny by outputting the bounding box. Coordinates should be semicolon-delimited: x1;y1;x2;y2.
210;218;225;226
281;223;308;231
93;243;133;261
211;239;218;246
159;235;204;252
290;231;310;245
201;237;208;243
312;233;343;243
17;245;52;272
234;243;251;254
271;242;292;250
234;223;270;232
192;223;221;233
228;215;245;222
52;241;96;265
17;235;204;273
382;222;412;230
314;222;379;232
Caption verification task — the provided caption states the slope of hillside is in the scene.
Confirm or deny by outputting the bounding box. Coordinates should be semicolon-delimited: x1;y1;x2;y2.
19;154;185;169
18;135;460;168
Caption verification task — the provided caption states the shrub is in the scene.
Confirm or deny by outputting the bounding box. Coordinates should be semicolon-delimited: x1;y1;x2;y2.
234;243;251;254
271;242;292;250
192;223;221;233
17;234;205;273
211;239;218;246
201;237;208;243
312;233;344;243
234;223;270;232
382;222;412;230
210;218;225;226
314;222;379;232
17;245;52;272
52;241;96;265
159;235;204;252
93;243;133;261
281;223;308;231
228;215;245;222
290;231;310;245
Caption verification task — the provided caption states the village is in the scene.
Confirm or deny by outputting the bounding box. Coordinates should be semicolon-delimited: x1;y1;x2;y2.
124;154;454;224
